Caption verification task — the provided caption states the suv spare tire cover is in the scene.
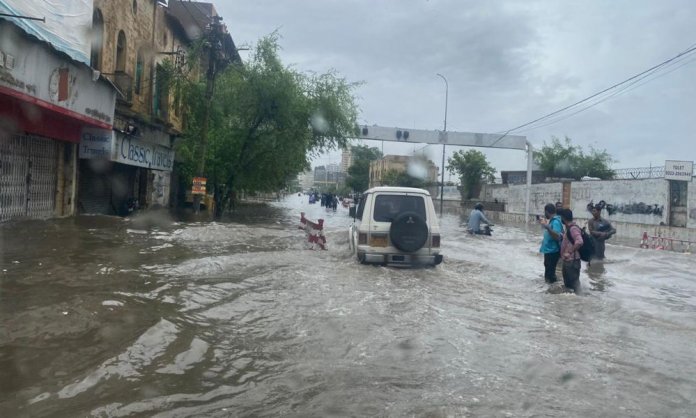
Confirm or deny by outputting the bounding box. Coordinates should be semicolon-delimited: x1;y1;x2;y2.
389;211;429;252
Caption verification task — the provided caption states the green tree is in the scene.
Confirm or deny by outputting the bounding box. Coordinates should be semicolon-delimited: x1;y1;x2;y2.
447;150;496;200
174;34;359;217
534;136;615;180
346;145;382;192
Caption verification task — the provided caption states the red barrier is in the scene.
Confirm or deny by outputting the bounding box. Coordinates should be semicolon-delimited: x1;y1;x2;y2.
640;232;693;252
300;212;327;250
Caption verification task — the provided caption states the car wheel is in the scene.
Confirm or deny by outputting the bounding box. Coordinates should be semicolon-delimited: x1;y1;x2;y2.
389;211;428;252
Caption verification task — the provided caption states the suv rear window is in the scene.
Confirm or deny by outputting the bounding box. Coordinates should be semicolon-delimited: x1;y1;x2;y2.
355;195;366;220
373;194;426;222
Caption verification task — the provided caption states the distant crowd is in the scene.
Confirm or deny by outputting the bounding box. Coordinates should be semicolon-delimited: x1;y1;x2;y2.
308;192;339;211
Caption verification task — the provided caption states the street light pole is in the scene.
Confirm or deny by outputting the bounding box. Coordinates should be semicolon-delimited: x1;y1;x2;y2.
436;73;448;217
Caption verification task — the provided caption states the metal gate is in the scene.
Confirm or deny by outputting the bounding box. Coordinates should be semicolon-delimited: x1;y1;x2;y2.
669;180;688;227
0;135;58;222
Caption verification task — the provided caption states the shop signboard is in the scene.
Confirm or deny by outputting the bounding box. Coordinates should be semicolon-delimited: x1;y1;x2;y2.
113;134;175;171
0;22;116;130
192;177;207;195
79;127;113;159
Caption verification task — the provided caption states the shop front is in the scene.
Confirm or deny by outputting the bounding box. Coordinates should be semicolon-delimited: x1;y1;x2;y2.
77;127;175;215
0;19;116;222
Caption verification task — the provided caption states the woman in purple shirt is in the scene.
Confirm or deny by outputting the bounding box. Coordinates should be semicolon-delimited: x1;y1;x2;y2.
559;209;583;293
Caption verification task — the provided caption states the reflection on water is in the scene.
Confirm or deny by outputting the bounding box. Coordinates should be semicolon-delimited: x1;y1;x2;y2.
1;196;696;417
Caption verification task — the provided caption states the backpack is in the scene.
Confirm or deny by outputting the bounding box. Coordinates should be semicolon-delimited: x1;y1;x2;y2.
566;224;595;262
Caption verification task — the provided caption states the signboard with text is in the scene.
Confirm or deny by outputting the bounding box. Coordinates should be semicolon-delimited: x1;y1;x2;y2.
665;160;693;182
79;127;113;159
192;177;207;195
0;23;115;129
113;134;175;171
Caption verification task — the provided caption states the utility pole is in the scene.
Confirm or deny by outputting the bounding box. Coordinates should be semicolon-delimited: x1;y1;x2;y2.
193;16;225;214
436;73;448;217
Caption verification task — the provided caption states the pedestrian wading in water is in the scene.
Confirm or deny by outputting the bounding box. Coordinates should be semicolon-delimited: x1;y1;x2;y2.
588;204;616;260
539;203;563;284
559;209;583;294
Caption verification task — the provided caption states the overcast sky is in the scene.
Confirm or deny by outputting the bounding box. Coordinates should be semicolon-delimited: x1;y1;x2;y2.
218;0;696;178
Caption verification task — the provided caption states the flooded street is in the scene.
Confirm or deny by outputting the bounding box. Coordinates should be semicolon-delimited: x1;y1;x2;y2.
1;195;696;417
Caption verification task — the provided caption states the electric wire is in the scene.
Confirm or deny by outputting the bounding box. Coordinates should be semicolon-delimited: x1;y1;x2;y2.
489;43;696;146
515;53;696;133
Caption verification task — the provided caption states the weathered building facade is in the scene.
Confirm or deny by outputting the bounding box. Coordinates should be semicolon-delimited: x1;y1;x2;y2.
369;155;438;188
78;0;190;215
0;1;117;222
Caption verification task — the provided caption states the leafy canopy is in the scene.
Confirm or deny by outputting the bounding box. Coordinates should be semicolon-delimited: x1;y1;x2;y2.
534;136;615;180
346;145;382;192
174;33;360;214
447;149;496;200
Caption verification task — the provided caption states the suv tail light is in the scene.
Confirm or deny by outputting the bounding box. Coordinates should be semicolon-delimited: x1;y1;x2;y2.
358;232;367;245
431;234;440;247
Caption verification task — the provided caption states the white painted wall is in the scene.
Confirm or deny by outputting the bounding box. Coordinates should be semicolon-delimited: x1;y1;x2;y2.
481;183;563;215
507;183;563;215
480;184;509;203
483;178;674;226
569;179;668;226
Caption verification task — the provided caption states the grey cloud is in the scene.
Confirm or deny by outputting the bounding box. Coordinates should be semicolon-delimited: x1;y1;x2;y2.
220;0;696;171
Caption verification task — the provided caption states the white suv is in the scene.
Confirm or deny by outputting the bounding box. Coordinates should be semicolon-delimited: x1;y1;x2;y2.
348;186;443;266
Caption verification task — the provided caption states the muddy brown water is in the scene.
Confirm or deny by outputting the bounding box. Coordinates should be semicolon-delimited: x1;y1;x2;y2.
1;195;695;417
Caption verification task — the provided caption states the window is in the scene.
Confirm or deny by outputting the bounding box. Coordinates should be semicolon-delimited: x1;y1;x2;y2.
373;195;426;222
132;0;137;15
153;64;169;119
90;9;103;70
116;31;126;72
356;195;366;220
134;49;144;95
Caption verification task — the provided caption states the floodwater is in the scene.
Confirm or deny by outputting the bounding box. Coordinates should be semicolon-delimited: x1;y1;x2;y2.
1;195;695;417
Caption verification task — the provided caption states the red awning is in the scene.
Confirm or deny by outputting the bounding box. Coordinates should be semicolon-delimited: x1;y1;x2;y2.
0;85;111;143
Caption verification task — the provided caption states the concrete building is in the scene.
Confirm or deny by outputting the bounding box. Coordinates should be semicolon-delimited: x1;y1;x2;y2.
369;155;438;188
75;1;240;214
313;165;346;189
75;0;193;214
341;148;352;172
0;1;118;222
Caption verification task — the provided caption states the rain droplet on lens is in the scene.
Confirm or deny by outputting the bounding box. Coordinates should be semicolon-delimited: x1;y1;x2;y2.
310;111;330;134
560;371;575;383
397;339;414;350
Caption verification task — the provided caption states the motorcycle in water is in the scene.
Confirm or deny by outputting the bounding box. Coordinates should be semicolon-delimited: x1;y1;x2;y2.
467;224;493;236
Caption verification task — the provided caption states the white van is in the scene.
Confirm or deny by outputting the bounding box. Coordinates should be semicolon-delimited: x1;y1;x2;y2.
348;186;443;266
